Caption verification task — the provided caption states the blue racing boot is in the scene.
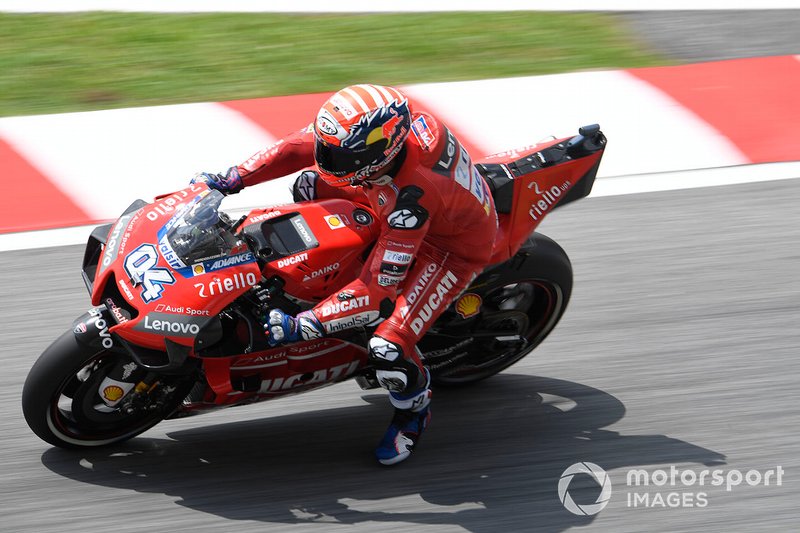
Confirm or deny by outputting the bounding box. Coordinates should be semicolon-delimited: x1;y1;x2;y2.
375;370;432;466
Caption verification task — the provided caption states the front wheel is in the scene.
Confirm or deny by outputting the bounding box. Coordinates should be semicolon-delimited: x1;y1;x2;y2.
422;233;573;386
22;329;196;448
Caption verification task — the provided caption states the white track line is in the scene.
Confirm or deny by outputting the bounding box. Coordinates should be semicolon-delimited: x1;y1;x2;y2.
2;1;797;13
0;103;276;219
2;163;798;253
591;161;800;197
404;71;748;177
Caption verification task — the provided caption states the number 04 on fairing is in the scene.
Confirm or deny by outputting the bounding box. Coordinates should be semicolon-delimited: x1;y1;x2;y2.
22;125;606;449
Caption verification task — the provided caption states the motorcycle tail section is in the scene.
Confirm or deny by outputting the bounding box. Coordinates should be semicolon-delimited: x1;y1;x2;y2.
480;125;607;263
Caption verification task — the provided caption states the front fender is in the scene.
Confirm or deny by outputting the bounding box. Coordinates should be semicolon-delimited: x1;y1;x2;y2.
71;306;198;375
71;306;125;353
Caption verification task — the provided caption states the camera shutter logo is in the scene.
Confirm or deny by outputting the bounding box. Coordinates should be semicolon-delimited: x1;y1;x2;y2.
558;462;612;516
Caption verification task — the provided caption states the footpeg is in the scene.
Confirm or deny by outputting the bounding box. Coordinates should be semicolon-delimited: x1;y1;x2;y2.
355;373;381;390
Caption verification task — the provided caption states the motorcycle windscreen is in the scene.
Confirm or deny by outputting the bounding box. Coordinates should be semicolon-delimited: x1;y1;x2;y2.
163;190;238;264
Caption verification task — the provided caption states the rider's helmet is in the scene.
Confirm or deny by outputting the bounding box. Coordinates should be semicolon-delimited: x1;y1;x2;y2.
313;84;412;187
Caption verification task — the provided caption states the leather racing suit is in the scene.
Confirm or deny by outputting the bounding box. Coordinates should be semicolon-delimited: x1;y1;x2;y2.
234;110;497;396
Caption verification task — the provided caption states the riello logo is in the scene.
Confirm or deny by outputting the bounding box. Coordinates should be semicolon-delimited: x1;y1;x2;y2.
194;271;258;298
528;180;572;221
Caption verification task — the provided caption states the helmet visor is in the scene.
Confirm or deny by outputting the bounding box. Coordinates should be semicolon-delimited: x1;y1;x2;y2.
315;138;387;179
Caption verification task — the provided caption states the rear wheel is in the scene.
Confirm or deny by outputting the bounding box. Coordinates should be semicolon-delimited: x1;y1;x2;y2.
22;329;195;448
423;233;572;386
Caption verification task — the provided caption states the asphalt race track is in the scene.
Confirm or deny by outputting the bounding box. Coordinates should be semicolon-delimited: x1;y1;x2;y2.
618;10;800;62
1;176;798;532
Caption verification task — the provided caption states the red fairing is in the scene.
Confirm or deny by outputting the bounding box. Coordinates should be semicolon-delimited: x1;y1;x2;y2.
92;184;262;351
479;137;606;264
202;338;369;403
252;199;382;302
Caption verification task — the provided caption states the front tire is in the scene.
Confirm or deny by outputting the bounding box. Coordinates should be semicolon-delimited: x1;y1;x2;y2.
424;233;573;386
22;329;195;449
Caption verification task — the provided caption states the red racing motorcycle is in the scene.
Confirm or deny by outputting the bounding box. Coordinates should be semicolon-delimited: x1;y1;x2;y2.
22;125;606;448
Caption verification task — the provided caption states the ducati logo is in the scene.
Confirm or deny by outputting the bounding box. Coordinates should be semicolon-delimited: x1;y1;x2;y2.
410;270;458;334
319;295;369;317
258;360;360;393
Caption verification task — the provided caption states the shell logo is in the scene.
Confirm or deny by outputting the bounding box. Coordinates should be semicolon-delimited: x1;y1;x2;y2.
103;385;125;402
192;264;206;276
324;215;347;230
455;293;482;319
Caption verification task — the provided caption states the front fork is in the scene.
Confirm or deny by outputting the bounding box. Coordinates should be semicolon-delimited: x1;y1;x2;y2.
72;306;185;413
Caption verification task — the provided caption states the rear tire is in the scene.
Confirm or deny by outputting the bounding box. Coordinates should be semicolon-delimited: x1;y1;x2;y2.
425;233;572;386
22;329;194;449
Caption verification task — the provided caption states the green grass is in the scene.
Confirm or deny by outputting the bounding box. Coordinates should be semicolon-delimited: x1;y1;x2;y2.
0;12;667;117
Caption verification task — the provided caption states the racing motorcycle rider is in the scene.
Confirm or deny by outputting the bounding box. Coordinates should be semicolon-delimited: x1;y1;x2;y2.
193;84;497;465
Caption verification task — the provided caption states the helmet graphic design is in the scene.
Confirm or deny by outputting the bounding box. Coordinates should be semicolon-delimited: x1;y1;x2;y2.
314;84;411;187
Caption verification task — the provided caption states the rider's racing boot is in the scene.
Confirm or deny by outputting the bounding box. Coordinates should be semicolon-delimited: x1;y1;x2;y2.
375;369;432;465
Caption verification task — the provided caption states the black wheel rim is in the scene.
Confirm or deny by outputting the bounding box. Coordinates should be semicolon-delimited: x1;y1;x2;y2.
429;279;562;384
45;351;182;446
